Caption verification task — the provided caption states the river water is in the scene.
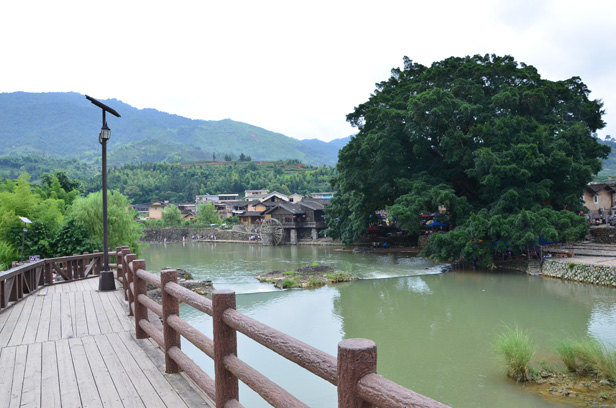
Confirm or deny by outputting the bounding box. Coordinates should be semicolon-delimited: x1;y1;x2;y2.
142;242;616;407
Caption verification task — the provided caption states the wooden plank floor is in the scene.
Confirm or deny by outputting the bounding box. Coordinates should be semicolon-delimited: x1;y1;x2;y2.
0;277;214;408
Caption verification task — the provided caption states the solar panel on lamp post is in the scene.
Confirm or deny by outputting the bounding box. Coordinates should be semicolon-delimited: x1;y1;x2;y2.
18;216;32;262
86;95;121;291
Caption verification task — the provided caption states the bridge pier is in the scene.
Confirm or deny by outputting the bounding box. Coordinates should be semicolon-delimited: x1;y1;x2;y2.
289;229;298;245
311;228;318;241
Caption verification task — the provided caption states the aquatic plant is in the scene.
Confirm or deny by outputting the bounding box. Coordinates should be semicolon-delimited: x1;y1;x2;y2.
281;278;297;289
494;325;535;381
307;277;325;288
326;271;353;283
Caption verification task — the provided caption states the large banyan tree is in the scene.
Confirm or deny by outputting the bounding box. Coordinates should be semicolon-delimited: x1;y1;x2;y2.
326;54;609;266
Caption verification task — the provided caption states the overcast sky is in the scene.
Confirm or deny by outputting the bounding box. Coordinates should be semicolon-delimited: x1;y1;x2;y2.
1;0;615;142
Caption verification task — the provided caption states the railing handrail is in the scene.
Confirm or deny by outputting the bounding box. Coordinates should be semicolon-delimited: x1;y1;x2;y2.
122;251;450;408
0;250;108;311
0;259;46;280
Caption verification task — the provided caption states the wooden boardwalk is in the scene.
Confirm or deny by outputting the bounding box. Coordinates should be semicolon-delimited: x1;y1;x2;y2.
0;277;214;408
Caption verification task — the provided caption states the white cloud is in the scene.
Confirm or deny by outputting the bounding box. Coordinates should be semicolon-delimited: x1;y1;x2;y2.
1;0;614;141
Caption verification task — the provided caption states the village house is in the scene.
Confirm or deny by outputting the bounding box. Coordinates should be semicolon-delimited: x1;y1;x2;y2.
195;193;240;203
258;191;290;204
244;189;269;199
195;194;220;202
148;201;167;220
263;198;330;243
288;193;303;203
131;204;150;220
177;203;197;221
192;190;330;238
218;193;240;201
583;183;616;221
237;211;266;226
222;200;251;219
311;192;336;199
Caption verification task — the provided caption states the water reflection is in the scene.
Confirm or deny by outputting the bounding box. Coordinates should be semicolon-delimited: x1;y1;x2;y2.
588;304;616;346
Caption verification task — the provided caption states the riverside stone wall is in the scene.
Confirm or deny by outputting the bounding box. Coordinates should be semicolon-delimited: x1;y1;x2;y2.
589;226;616;244
541;259;616;287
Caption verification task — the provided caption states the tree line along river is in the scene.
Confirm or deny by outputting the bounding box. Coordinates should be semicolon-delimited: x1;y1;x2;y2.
142;242;616;407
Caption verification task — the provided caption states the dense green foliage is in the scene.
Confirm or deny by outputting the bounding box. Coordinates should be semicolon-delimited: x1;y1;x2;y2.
162;205;182;226
0;171;141;269
196;203;221;225
83;161;335;203
0;92;348;166
70;191;142;255
327;55;608;265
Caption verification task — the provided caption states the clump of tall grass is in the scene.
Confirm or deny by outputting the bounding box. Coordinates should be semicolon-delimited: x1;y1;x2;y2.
557;339;616;382
494;325;535;382
555;341;579;372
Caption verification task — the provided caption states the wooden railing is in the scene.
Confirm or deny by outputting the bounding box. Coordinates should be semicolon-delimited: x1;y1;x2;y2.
0;250;111;310
118;247;450;408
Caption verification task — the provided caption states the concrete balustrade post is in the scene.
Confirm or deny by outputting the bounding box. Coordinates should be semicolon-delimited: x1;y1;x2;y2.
125;253;137;316
337;338;377;408
213;289;239;407
161;269;181;373
132;259;148;339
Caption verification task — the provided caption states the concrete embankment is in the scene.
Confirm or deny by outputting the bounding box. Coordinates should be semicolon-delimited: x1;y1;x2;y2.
142;227;247;242
541;258;616;287
142;226;344;246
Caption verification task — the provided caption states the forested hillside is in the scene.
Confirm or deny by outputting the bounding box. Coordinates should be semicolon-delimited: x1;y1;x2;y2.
82;161;335;203
0;155;97;181
596;135;616;179
0;92;349;166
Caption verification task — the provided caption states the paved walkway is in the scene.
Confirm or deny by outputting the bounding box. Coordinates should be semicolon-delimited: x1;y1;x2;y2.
0;277;213;407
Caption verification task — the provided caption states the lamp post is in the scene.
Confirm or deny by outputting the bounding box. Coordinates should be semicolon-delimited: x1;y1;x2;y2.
86;95;121;291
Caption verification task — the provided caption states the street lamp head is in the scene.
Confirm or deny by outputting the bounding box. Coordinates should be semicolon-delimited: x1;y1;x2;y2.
99;125;111;144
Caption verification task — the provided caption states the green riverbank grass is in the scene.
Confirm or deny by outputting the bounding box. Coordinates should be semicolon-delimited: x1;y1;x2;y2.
494;326;535;382
495;330;616;405
557;339;616;382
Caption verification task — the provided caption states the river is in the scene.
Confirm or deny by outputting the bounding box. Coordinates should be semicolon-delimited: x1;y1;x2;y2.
142;242;616;407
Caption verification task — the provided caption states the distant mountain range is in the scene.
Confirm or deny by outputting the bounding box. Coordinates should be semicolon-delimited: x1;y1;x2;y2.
0;92;350;166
